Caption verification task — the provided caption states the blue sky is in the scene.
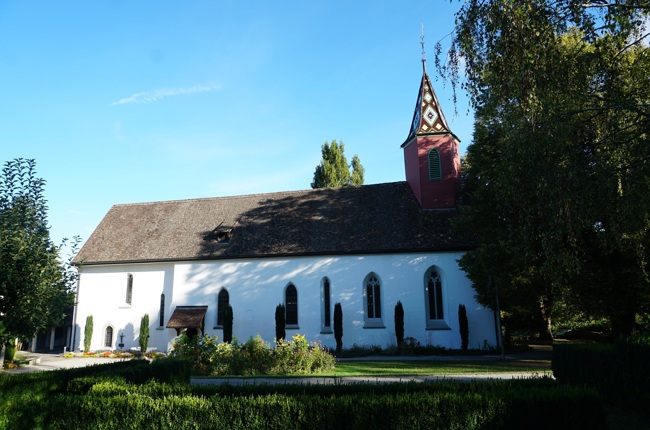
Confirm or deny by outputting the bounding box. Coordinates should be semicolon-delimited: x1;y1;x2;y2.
0;1;474;249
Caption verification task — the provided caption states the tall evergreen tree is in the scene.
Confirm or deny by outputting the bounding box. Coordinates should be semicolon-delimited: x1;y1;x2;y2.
275;304;286;341
311;140;365;188
139;313;150;353
0;159;75;347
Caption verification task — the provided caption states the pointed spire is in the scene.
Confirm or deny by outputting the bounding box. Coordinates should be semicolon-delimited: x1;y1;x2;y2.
404;27;453;145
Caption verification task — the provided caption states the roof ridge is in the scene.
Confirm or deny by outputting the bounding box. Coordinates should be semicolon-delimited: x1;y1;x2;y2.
110;181;407;208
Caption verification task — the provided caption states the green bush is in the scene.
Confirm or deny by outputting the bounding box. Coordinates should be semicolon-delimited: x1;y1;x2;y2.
83;315;93;352
139;313;150;353
2;368;605;430
38;379;603;430
553;341;650;417
169;333;335;376
394;301;404;353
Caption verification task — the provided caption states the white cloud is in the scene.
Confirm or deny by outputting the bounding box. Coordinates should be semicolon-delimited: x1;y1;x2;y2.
112;83;221;105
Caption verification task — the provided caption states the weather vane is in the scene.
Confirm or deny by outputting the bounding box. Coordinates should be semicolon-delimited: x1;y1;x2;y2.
421;24;427;72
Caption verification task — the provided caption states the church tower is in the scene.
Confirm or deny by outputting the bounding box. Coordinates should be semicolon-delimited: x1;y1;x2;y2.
402;37;460;209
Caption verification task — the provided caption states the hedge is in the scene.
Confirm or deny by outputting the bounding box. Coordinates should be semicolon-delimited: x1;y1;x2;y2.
1;369;604;430
552;340;650;416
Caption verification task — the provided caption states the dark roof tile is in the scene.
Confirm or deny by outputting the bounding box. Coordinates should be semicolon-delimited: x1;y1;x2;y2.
73;182;469;265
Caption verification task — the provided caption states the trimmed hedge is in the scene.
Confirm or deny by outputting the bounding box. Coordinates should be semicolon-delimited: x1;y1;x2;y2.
42;383;604;430
552;341;650;416
1;365;605;430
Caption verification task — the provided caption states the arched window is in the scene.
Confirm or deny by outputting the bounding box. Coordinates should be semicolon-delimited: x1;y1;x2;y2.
321;277;332;333
425;267;449;329
104;326;114;348
285;284;298;326
364;273;384;328
159;293;165;327
126;273;133;305
428;148;442;180
216;289;229;327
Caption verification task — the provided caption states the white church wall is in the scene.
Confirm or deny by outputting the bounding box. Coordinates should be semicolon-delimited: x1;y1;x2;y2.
74;252;497;353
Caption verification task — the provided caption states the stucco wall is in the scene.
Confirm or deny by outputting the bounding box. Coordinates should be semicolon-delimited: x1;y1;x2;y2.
74;252;497;352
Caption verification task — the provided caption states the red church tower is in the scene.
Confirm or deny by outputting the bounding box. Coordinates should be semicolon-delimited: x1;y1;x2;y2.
402;46;460;209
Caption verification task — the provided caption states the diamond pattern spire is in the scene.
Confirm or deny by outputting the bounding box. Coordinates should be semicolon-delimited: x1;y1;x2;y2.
405;69;452;143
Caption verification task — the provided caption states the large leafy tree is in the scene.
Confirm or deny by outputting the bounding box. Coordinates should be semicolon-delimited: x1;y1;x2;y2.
443;1;650;338
311;140;365;188
0;159;77;347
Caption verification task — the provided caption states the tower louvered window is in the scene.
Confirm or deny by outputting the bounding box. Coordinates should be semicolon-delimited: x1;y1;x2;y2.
428;148;442;180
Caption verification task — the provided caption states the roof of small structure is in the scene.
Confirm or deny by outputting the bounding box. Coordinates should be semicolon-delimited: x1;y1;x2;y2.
166;306;208;329
73;181;470;266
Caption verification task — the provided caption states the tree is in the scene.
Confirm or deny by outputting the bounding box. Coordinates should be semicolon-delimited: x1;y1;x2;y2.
442;2;650;338
311;140;365;188
458;304;469;351
275;304;286;341
333;303;343;353
0;158;76;348
83;315;93;352
223;304;233;343
394;301;404;353
139;313;150;353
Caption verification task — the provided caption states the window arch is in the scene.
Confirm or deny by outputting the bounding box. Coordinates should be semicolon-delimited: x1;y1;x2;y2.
428;148;442;180
285;284;298;326
159;293;165;327
104;325;114;348
364;273;384;328
424;267;449;329
216;289;229;327
321;277;332;333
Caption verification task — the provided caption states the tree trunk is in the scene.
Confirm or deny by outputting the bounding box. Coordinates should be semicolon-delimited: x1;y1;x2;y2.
537;297;553;341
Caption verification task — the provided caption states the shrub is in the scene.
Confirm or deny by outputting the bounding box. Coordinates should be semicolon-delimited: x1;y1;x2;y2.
458;304;469;351
83;315;93;352
139;313;150;353
334;302;343;353
169;333;334;376
275;304;286;341
553;340;650;417
394;301;404;353
4;341;16;362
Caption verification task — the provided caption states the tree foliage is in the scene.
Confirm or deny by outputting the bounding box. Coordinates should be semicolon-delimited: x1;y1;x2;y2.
311;140;365;188
394;301;404;352
0;158;78;346
442;1;650;338
223;304;233;343
139;313;150;353
333;302;343;352
275;303;286;341
83;315;93;352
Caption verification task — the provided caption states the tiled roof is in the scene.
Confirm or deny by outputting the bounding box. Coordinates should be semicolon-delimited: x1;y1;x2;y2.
166;306;208;329
73;181;470;265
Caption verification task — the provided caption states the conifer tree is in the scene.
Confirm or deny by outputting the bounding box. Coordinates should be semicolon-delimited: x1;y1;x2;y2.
275;304;286;341
333;303;343;353
83;315;93;352
311;140;365;188
139;313;150;353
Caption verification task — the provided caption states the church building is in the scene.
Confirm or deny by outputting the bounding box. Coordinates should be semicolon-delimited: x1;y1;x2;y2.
71;58;497;353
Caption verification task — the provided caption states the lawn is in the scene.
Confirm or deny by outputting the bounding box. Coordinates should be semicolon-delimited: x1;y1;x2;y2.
328;358;551;377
